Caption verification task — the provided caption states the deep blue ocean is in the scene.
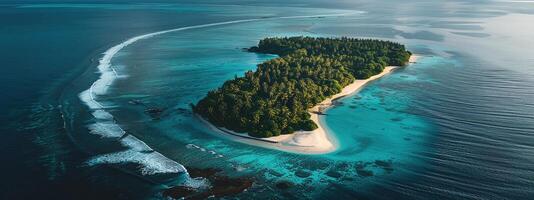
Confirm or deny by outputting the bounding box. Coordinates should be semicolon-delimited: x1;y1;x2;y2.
1;1;534;199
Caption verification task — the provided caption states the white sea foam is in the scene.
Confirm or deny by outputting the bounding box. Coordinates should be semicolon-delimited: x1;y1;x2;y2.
91;109;114;120
120;135;153;152
185;144;199;149
86;150;187;175
234;165;247;172
79;90;101;109
182;177;210;190
185;144;223;158
88;122;125;138
80;12;356;178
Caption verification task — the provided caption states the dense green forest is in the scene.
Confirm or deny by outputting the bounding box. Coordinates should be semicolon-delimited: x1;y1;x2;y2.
193;37;411;138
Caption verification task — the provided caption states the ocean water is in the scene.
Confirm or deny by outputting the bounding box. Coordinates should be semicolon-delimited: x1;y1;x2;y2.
2;1;534;199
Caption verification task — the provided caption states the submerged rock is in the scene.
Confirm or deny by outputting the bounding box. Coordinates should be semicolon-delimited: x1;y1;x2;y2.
375;160;394;173
145;107;165;119
162;186;197;199
374;160;390;167
295;170;311;178
268;170;284;177
355;161;374;177
336;163;350;170
356;168;374;177
208;176;254;197
187;167;221;178
325;170;342;178
275;180;294;190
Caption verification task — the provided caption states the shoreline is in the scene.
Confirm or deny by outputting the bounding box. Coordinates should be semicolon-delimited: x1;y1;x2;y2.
199;55;419;154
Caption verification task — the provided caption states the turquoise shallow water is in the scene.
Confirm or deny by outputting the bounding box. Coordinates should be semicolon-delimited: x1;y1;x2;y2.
93;12;443;198
4;1;534;199
324;56;439;161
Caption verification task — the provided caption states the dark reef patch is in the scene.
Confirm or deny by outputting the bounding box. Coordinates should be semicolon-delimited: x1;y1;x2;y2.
275;180;294;190
355;162;374;177
187;167;221;178
375;160;394;173
356;168;374;177
390;117;403;122
163;167;254;199
162;186;198;199
269;170;284;177
295;170;312;178
326;170;343;178
301;160;330;171
145;107;165;119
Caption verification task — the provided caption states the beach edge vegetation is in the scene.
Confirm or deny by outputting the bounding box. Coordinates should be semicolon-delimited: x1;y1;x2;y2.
193;37;411;138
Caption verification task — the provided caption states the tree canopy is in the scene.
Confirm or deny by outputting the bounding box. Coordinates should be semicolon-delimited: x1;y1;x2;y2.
194;37;411;138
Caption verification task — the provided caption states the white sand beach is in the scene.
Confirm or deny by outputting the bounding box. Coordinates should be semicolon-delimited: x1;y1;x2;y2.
199;55;419;154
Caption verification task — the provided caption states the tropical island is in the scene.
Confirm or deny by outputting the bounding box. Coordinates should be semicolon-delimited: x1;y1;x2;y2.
193;37;413;153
